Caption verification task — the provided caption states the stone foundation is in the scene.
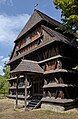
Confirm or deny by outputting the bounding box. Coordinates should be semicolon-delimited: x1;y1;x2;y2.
8;99;30;108
41;103;65;112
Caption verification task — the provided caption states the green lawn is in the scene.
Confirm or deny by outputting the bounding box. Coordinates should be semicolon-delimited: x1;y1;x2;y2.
0;98;78;119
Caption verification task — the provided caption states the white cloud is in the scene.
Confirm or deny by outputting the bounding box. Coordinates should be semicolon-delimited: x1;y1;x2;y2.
0;65;4;75
0;13;30;75
0;56;9;75
0;56;4;59
0;13;30;44
1;57;9;63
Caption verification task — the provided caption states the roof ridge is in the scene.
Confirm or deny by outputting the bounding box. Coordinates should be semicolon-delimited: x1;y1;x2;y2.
15;10;43;42
35;9;61;26
21;59;38;63
15;10;62;42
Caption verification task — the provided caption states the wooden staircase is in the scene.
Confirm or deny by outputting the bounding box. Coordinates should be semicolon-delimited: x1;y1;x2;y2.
26;100;41;109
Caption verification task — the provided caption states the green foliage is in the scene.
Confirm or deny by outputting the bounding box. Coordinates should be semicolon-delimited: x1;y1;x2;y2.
53;0;78;33
0;65;10;95
0;76;9;94
3;65;10;79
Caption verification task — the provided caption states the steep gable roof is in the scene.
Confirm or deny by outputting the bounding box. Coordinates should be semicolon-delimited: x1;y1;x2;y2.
8;24;77;64
36;10;61;27
41;25;73;46
15;9;61;42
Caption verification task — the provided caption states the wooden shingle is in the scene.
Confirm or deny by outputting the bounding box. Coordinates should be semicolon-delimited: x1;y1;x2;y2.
10;60;44;74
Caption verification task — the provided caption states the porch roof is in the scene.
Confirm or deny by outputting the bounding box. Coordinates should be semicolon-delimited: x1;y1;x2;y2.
43;83;73;88
10;60;44;75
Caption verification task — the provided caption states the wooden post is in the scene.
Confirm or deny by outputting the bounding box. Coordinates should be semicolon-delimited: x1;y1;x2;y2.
16;75;19;108
43;90;46;98
25;74;28;111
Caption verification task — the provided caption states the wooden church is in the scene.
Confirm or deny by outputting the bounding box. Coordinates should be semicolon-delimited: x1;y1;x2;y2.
8;10;78;111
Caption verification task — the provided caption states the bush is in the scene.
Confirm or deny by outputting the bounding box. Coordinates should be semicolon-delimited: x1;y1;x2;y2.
0;76;9;95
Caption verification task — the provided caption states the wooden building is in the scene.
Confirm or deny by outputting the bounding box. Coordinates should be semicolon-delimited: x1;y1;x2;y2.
7;10;78;111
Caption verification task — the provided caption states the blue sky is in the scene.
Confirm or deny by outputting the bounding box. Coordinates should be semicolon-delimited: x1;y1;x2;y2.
0;0;61;75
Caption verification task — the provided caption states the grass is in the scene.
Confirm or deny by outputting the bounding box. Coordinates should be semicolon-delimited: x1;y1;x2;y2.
0;98;78;119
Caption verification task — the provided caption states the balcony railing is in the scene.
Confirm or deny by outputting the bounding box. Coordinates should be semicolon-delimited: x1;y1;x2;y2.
9;85;25;89
16;35;43;52
8;94;25;99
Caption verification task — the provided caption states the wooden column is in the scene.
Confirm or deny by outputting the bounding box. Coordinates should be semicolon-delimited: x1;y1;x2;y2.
43;90;46;98
16;75;19;108
25;74;28;111
43;79;47;98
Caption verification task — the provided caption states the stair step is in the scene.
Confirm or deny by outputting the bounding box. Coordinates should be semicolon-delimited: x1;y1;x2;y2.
29;102;38;105
27;100;40;109
31;100;39;103
27;104;35;107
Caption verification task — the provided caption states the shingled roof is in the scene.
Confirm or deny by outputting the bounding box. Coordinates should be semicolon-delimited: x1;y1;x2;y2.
41;25;74;46
8;24;77;64
10;60;44;74
43;83;73;88
15;9;61;41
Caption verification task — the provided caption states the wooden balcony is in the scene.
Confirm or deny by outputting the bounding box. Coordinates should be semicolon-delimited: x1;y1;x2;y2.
16;35;43;52
43;83;74;88
9;86;16;89
8;77;17;81
41;97;75;104
9;85;25;90
8;94;32;100
8;75;24;81
27;85;32;89
44;69;78;75
38;55;62;64
19;75;24;78
8;95;25;99
9;84;32;90
8;35;59;64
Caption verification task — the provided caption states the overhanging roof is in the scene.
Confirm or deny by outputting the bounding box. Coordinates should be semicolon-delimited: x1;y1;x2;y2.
10;60;44;74
15;9;61;42
8;25;75;65
43;83;73;88
41;25;73;46
44;69;78;75
7;37;62;65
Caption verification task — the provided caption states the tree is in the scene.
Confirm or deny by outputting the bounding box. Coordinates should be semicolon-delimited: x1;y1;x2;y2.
0;76;9;95
0;64;10;95
3;65;10;79
53;0;78;34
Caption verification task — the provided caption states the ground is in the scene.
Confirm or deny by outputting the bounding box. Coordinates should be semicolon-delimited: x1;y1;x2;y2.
0;98;78;119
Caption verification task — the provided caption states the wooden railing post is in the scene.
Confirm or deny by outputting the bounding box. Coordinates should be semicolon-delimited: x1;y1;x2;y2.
16;75;19;108
25;74;28;111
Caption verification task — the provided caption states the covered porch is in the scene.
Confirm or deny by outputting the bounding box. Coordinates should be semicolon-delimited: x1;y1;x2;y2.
10;59;44;110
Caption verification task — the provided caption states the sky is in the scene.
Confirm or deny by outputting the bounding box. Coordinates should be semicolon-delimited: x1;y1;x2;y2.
0;0;61;75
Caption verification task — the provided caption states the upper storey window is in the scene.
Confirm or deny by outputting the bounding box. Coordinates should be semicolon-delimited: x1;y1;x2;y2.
17;27;42;50
14;27;43;56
